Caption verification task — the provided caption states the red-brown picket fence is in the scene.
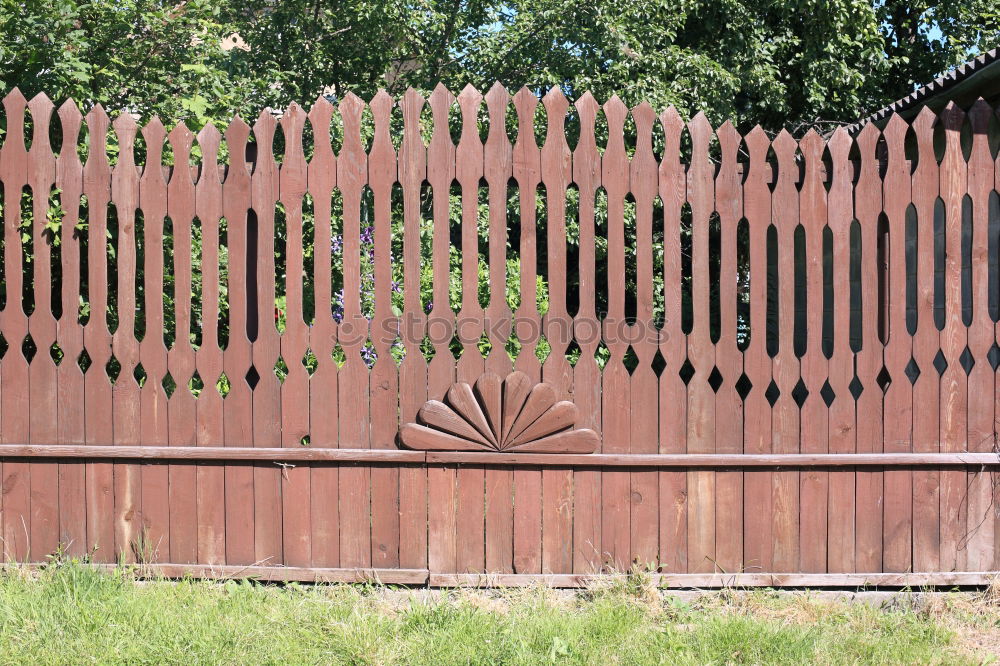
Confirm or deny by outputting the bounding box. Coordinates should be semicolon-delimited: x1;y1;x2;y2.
0;83;999;586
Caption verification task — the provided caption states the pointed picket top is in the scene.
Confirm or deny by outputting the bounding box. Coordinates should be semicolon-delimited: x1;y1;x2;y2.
540;87;570;186
772;127;796;158
912;105;937;135
368;89;395;187
631;101;655;134
513;86;539;146
1;88;27;159
799;129;824;191
799;128;823;161
168;120;194;151
602;94;627;134
940;99;965;132
427;83;455;182
882;112;908;146
223;115;251;179
338;92;364;144
716;119;740;157
457;82;483;107
57;99;83;159
688;111;713;176
687;110;712;145
398;88;425;187
168;121;195;188
252;108;278;156
401;86;425;119
630;101;656;178
457;83;483;152
112;111;139;154
455;84;483;184
542;86;569;123
574;90;599;120
308;95;334;134
484;82;511;183
855;120;880;156
658;105;683;155
428;82;455;133
197;121;221;170
484;82;509;140
27;92;54;153
369;88;393;126
744;124;770;163
968;97;992;133
485;81;509;110
83;105;110;181
57;98;83;133
280;102;308;195
141;116;167;182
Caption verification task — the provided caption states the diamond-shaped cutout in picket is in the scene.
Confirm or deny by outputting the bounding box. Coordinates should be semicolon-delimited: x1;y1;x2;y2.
904;357;921;384
791;378;809;407
217;371;231;397
679;358;695;386
106;356;121;383
988;343;1000;371
735;373;753;400
133;363;147;387
820;379;836;407
707;366;724;392
161;371;176;397
876;366;891;393
959;346;975;375
49;342;63;365
933;349;948;376
21;334;37;363
245;365;260;389
302;349;318;376
189;370;204;397
848;374;864;400
77;349;93;374
274;356;289;383
764;380;780;406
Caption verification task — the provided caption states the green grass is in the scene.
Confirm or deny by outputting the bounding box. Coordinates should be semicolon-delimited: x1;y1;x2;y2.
0;563;994;664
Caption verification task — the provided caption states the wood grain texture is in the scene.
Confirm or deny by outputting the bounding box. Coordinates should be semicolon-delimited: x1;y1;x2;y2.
713;121;744;574
937;103;967;572
964;100;994;571
909;107;941;573
742;126;774;574
571;93;602;573
797;129;828;573
880;114;913;573
26;93;59;561
55;99;88;558
167;122;200;565
658;107;687;574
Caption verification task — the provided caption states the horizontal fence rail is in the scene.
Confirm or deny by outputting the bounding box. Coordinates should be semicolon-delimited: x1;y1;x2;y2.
0;85;999;585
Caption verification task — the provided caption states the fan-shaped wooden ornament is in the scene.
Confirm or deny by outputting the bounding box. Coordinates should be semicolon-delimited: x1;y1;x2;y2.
399;371;599;453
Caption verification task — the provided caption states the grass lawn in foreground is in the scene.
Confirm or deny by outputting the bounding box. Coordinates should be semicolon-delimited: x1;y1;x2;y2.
0;563;998;664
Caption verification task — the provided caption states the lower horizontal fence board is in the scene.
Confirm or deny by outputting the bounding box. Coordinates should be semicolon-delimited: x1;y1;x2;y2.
0;446;997;467
428;572;999;588
2;563;428;584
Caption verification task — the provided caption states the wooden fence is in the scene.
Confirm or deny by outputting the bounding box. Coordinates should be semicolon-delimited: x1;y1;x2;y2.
0;84;999;587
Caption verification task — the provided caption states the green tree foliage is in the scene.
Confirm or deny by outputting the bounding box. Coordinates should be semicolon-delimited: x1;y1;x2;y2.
1;0;998;129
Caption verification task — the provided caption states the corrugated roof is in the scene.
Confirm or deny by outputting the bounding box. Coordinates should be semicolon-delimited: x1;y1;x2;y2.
847;47;1000;132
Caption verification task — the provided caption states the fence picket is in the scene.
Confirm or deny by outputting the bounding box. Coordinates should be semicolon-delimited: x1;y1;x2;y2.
658;107;687;573
910;107;941;572
714;121;744;573
194;123;226;565
881;114;913;573
26;93;59;560
798;129;828;573
55;99;87;557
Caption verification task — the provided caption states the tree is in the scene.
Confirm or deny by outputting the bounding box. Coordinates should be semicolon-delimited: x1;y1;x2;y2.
1;0;998;130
